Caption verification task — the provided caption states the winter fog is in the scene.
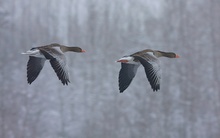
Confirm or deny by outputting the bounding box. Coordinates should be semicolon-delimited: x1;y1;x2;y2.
0;0;220;138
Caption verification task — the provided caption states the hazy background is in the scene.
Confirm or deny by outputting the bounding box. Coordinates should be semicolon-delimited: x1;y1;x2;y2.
0;0;220;138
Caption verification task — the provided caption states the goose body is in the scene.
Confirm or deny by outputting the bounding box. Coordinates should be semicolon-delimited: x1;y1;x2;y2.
117;49;179;92
22;43;85;85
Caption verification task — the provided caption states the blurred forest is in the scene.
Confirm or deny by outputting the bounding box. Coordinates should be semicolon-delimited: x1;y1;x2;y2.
0;0;220;138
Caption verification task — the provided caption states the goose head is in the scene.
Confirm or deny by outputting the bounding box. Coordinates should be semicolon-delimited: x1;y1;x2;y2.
153;51;180;58
60;46;86;53
69;47;86;53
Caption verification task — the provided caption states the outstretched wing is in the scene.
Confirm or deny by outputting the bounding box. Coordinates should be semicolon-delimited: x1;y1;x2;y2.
39;47;70;85
134;55;161;91
27;56;46;84
49;57;70;85
118;63;140;93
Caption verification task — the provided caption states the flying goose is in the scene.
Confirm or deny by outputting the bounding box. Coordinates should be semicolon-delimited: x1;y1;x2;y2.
117;49;179;92
22;43;85;85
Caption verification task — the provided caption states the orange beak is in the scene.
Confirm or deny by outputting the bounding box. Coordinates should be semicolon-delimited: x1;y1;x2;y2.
175;54;180;58
81;50;86;52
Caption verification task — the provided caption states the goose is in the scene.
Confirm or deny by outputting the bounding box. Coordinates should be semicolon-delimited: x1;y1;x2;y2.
117;49;179;92
22;43;85;85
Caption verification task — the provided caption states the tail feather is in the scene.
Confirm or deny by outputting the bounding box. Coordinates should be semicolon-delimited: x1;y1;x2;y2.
21;49;40;55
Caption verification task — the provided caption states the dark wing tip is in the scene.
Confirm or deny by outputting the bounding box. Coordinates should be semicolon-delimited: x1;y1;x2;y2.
26;57;46;85
59;76;70;85
118;63;139;93
149;74;160;91
119;74;129;93
61;79;70;85
119;86;125;93
27;73;36;84
147;73;160;92
27;77;33;84
118;83;125;93
152;84;160;92
50;58;70;86
133;55;161;92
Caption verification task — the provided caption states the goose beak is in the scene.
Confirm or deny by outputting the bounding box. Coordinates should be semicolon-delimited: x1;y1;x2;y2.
81;50;86;52
175;54;180;58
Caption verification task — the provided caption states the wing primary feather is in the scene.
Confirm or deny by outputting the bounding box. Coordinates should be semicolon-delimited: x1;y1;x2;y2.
118;63;139;93
133;55;161;91
27;57;46;84
49;58;69;85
